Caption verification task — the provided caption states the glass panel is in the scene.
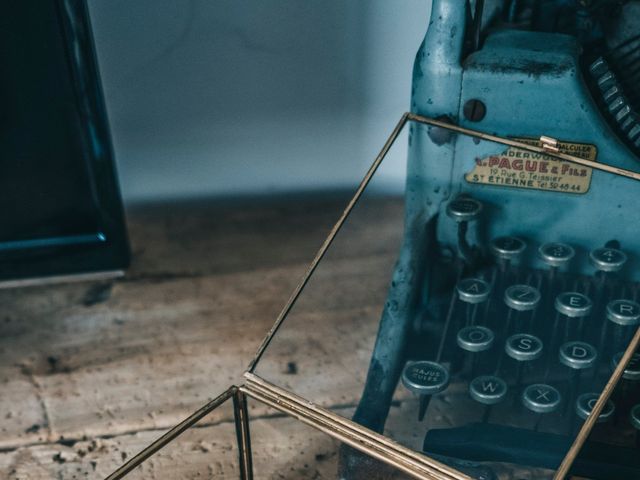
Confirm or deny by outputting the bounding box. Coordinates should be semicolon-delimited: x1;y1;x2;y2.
253;118;640;478
246;397;413;479
114;393;239;479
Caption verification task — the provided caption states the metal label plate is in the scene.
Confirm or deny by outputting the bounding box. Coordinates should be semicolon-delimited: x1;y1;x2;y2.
465;138;598;194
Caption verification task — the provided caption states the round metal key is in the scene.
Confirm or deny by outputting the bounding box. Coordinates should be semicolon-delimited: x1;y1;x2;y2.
607;299;640;326
469;375;507;405
611;351;640;381
401;361;450;396
554;292;593;318
504;284;541;311
575;393;615;422
559;341;597;370
457;326;494;353
505;333;543;362
522;384;561;414
490;236;526;261
538;242;575;268
631;404;640;431
446;196;483;223
589;247;627;272
456;278;491;304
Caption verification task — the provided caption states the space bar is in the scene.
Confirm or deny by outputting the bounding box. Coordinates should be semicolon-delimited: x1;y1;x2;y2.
423;422;640;480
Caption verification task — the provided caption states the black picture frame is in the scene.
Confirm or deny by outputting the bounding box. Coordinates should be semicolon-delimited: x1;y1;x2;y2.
0;0;129;285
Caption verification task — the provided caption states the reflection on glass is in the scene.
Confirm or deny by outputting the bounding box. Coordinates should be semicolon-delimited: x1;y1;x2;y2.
253;121;640;479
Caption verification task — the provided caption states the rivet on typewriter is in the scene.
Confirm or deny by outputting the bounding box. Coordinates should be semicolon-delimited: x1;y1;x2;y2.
469;375;507;423
522;383;561;431
559;341;597;416
401;360;450;422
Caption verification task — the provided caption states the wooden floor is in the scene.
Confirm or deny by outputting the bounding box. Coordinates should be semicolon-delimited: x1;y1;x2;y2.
0;193;408;480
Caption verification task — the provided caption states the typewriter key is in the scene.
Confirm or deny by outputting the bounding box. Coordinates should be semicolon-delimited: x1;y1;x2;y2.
607;299;640;326
611;351;640;381
504;285;540;312
522;384;561;430
504;284;541;332
606;300;640;354
457;326;494;352
401;361;450;422
469;375;507;423
559;341;598;370
539;242;575;268
554;292;593;318
470;375;508;405
523;384;561;413
575;393;615;423
506;334;543;397
630;404;640;447
554;292;593;343
590;247;627;273
457;278;490;329
447;196;482;265
457;278;491;304
446;196;482;223
505;334;544;362
457;326;494;378
490;236;526;262
560;341;597;414
610;352;640;416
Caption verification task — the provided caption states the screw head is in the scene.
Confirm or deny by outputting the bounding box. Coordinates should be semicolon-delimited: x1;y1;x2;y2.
463;99;486;122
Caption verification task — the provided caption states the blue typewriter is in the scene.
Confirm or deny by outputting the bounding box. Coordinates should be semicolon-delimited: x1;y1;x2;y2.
348;1;640;479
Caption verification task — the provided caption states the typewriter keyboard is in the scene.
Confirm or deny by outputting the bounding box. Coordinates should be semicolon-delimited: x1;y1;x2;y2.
400;195;640;478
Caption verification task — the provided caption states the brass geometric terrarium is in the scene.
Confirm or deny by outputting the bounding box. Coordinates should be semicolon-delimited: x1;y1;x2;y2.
106;114;640;480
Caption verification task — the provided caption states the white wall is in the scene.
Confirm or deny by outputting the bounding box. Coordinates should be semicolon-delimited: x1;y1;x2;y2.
88;0;431;203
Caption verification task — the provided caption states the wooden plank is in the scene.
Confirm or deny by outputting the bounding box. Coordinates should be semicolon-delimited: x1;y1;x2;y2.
0;253;396;448
0;407;348;480
0;196;404;452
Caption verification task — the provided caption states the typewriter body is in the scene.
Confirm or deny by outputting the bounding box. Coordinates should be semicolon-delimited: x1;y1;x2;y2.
349;1;640;478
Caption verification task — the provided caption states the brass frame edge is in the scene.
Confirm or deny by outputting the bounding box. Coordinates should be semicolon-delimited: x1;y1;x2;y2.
242;372;470;480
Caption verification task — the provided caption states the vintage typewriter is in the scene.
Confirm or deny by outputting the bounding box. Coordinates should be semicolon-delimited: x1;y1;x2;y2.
347;1;640;479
